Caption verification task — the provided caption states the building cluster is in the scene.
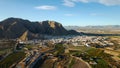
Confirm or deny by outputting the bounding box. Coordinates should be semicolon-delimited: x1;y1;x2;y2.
24;35;114;48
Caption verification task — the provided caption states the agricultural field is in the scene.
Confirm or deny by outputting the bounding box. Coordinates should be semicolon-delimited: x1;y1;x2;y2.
0;52;26;68
68;46;120;68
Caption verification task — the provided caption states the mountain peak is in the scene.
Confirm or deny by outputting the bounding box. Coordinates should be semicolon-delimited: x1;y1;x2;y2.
47;21;62;28
1;17;30;23
2;17;22;22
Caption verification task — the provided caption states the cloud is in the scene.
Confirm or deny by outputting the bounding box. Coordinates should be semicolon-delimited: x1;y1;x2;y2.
77;0;89;3
63;0;120;7
35;5;57;10
64;14;75;16
63;0;75;7
90;13;104;16
99;0;120;6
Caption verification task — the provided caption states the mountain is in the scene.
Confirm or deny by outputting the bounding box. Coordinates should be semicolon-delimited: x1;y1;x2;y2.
0;17;79;40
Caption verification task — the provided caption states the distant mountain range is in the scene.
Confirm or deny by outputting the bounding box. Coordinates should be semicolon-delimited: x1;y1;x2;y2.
64;25;120;30
0;17;79;40
64;25;120;35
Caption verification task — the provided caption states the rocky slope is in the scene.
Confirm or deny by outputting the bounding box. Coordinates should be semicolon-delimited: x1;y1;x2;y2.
0;17;79;39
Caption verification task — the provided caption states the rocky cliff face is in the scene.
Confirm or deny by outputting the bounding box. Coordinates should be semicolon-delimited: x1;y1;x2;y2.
0;17;79;39
40;20;68;35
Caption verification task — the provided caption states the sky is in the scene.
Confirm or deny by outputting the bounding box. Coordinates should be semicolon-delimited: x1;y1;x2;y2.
0;0;120;26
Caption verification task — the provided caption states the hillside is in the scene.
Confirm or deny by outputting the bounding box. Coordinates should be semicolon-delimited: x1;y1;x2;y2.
0;17;79;40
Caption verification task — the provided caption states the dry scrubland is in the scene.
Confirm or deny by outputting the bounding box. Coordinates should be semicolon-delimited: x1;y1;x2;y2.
77;29;120;34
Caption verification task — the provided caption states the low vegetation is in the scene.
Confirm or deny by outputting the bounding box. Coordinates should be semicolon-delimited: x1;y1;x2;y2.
25;45;34;50
92;59;109;68
108;36;120;50
118;55;120;58
0;52;26;68
69;58;75;68
53;44;65;56
69;46;111;68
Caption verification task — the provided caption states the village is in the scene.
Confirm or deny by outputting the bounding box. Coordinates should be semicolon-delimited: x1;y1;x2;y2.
0;35;120;68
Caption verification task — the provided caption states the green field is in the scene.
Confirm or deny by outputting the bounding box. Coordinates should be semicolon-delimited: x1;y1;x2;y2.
0;52;26;68
0;48;13;55
69;46;111;68
92;59;109;68
53;44;65;56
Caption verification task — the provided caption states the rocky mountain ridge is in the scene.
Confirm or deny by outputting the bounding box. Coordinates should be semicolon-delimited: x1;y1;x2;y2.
0;17;79;40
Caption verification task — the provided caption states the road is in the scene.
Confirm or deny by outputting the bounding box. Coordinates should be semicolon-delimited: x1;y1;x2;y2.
14;48;51;68
29;48;53;68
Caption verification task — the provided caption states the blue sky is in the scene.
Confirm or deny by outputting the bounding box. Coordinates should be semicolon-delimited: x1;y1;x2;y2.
0;0;120;26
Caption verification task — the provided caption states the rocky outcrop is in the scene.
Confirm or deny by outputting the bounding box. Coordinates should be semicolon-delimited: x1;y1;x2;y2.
40;21;68;35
